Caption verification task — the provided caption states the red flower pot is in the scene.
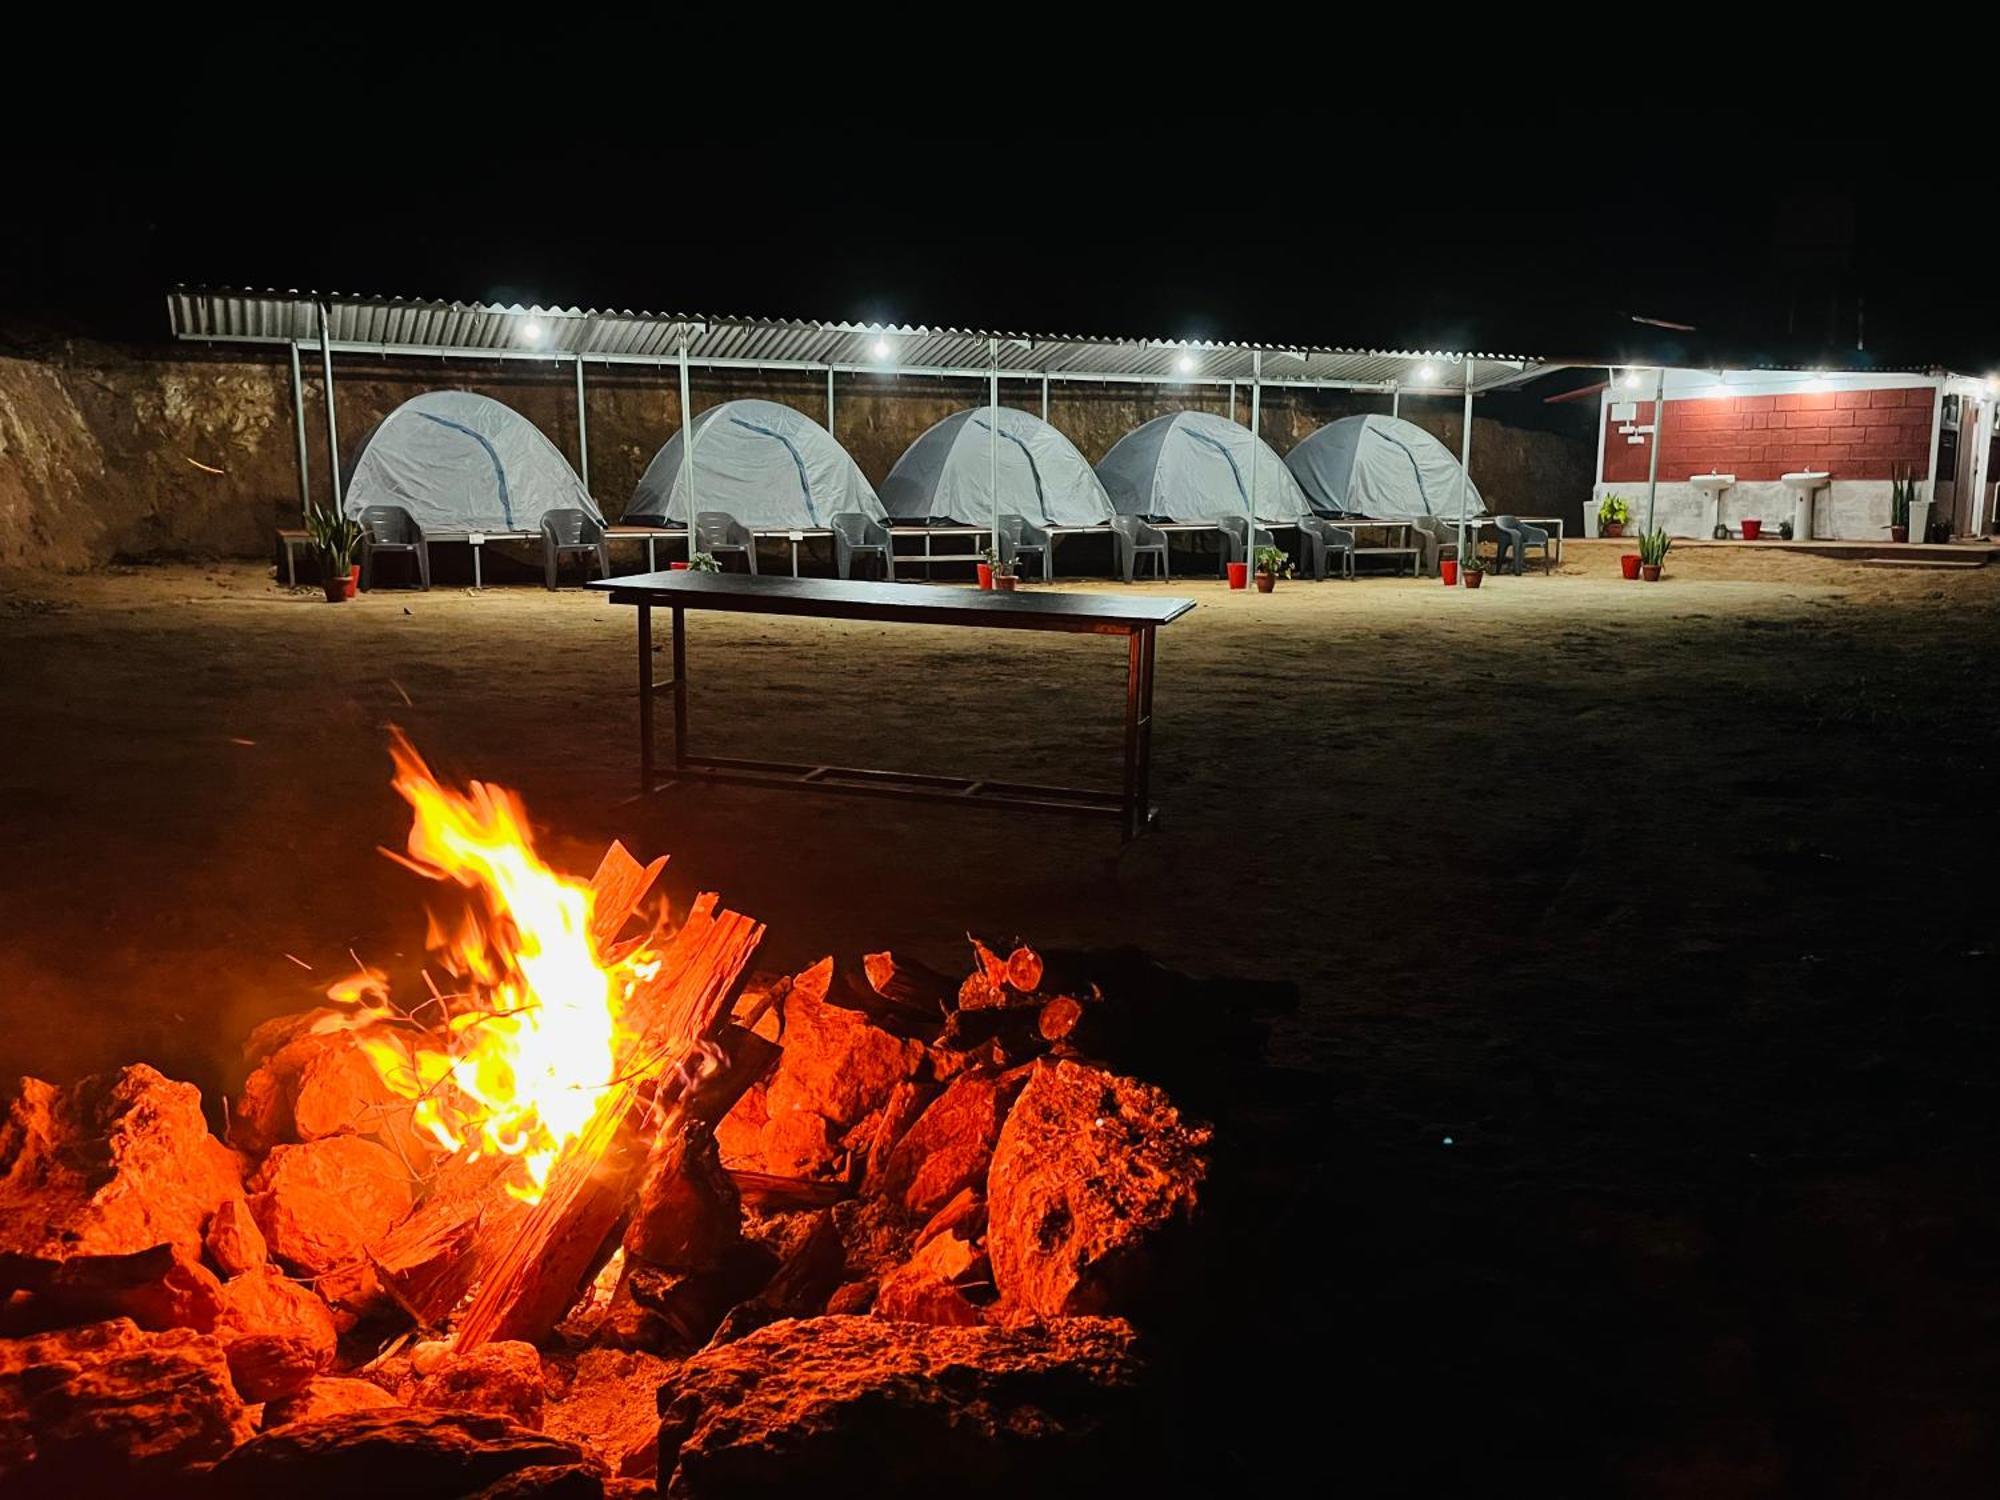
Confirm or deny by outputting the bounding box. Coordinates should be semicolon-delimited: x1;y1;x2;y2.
1602;522;1625;538
1226;561;1249;590
1741;518;1762;540
1255;571;1277;593
1890;525;1908;543
994;574;1018;592
344;565;360;599
1463;570;1484;590
1440;560;1459;586
1619;553;1642;581
1641;564;1661;582
670;561;690;570
976;563;994;590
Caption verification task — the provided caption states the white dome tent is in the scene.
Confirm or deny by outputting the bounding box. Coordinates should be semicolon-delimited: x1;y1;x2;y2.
1095;410;1314;524
880;406;1114;528
625;399;883;528
1284;414;1483;521
343;391;599;533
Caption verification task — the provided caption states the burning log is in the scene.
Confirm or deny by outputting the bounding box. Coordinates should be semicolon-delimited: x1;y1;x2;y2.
624;1120;741;1272
368;1154;530;1329
448;894;764;1351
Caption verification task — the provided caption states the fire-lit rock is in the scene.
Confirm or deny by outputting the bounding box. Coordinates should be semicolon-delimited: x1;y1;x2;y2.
879;1071;1008;1217
986;1058;1211;1318
248;1136;413;1277
654;1315;1144;1496
0;1066;244;1263
414;1339;546;1428
232;1008;427;1159
212;1264;338;1400
717;959;925;1179
465;1465;607;1499
0;1241;225;1332
0;1317;254;1487
873;1231;985;1326
206;1408;587;1500
205;1197;269;1277
262;1375;402;1428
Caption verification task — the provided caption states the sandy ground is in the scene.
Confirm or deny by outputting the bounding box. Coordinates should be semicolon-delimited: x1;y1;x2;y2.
2;542;1998;1492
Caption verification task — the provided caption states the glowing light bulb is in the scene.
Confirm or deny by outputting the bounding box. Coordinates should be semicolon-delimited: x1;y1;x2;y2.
1416;364;1436;383
1622;371;1643;389
522;320;544;345
871;337;891;359
1176;353;1197;374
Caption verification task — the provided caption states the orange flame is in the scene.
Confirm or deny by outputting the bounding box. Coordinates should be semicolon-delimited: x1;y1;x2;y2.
332;732;658;1202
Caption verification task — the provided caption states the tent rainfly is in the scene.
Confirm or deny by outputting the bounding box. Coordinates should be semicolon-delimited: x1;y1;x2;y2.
1095;410;1314;524
625;399;882;527
880;406;1115;527
1285;413;1484;520
343;391;599;532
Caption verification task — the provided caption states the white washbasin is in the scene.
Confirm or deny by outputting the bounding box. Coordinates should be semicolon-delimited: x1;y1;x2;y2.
1690;473;1736;494
1781;471;1831;541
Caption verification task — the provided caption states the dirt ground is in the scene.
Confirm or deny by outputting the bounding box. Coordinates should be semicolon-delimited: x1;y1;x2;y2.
3;542;1998;1494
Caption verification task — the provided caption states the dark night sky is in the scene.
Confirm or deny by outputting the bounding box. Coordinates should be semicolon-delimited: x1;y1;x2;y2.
6;47;1991;374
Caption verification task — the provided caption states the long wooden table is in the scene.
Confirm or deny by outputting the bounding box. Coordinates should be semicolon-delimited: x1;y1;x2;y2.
591;572;1195;840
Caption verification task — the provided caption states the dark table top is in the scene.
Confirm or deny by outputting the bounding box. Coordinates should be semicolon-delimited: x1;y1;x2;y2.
590;571;1195;634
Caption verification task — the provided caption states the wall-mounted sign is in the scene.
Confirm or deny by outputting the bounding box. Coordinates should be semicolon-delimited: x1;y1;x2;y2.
1611;401;1639;423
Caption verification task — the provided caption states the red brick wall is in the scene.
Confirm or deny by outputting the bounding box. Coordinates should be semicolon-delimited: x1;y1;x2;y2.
1602;387;1935;484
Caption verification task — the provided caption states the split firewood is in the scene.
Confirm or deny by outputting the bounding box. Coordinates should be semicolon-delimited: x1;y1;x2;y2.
448;894;764;1351
830;951;956;1029
706;1211;847;1347
369;1155;530;1329
624;1121;741;1272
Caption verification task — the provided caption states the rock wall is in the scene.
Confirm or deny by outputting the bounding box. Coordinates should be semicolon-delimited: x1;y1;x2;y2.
0;339;1596;571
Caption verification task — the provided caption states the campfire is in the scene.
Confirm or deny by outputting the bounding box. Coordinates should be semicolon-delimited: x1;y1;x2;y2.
1;735;1285;1497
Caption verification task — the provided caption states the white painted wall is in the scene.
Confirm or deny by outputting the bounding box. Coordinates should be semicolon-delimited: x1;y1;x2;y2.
1585;480;1897;540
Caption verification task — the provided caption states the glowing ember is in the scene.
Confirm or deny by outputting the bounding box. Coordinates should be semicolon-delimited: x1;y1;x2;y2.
332;732;659;1201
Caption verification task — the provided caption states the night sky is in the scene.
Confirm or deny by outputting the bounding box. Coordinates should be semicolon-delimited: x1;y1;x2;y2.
8;70;1991;374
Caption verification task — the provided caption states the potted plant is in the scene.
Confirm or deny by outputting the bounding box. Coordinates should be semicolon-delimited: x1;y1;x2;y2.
689;552;721;573
1638;527;1672;581
991;558;1019;593
1888;466;1915;543
976;545;997;590
1460;551;1486;589
304;498;362;604
1253;544;1291;594
1597;493;1631;538
1778;519;1794;541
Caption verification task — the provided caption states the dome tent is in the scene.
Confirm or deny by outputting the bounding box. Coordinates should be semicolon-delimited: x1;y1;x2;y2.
881;406;1114;527
343;391;599;533
625;399;883;528
1284;414;1483;520
1095;410;1314;524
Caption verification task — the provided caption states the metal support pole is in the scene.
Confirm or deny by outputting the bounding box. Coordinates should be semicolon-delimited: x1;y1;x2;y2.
826;367;835;435
1247;351;1263;567
316;305;341;511
288;341;311;519
1228;382;1236;423
1456;359;1473;567
1923;380;1946;509
574;357;590;492
1390;381;1400;420
678;338;696;564
1643;367;1666;535
988;337;1000;558
1040;374;1049;422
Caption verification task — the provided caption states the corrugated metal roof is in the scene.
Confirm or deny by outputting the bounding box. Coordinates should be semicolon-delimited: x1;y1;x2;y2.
166;288;1554;394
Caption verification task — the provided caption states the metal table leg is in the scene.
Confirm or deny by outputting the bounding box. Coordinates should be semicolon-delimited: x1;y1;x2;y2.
472;542;484;589
671;604;688;774
637;603;654;791
1122;629;1144;841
